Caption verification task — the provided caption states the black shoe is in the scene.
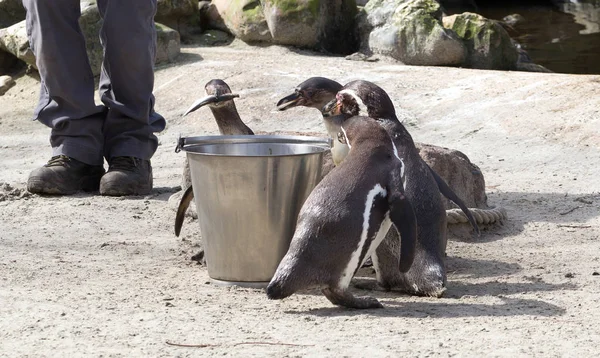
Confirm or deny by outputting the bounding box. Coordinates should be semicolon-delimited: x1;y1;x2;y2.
99;157;153;196
27;155;105;195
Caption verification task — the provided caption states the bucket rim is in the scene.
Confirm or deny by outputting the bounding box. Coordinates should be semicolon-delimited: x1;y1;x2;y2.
176;134;332;157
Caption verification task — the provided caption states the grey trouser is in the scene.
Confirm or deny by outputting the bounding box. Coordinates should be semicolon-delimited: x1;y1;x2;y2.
22;0;166;166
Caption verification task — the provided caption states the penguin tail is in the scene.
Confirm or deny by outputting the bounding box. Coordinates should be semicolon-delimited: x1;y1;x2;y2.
266;262;302;300
266;279;293;300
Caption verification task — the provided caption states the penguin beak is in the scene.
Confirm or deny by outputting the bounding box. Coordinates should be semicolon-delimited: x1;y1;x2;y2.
183;95;218;116
276;92;301;111
182;94;240;116
322;98;341;118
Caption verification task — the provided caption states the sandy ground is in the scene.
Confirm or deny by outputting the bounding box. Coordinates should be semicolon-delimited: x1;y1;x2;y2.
1;40;599;357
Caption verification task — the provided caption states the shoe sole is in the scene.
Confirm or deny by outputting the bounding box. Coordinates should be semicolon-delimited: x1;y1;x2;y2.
27;175;102;195
99;182;152;197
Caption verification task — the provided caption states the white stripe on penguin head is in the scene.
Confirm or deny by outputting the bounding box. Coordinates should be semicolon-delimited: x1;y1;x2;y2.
338;89;369;117
338;183;387;289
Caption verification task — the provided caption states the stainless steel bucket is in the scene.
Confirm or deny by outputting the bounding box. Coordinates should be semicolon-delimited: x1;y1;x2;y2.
179;135;331;288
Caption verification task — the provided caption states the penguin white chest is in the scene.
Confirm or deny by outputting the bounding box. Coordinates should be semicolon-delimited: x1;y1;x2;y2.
331;141;350;165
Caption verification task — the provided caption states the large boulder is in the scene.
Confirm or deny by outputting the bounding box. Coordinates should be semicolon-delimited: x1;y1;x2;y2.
211;0;273;43
443;12;519;70
0;2;180;76
359;0;466;66
0;0;25;29
416;142;488;210
155;0;201;39
261;0;358;54
0;21;35;67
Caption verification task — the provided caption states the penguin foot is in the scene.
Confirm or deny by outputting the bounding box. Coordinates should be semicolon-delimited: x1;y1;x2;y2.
378;263;447;298
322;287;384;309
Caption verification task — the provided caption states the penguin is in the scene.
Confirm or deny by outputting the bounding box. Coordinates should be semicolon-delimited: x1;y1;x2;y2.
322;80;479;297
175;79;254;238
267;116;417;309
276;77;349;165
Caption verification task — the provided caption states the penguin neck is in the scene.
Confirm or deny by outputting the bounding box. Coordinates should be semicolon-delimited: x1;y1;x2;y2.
210;104;254;135
322;114;344;139
377;117;417;152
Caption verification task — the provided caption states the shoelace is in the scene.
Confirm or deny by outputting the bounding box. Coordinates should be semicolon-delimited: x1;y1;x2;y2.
109;157;140;171
45;155;71;167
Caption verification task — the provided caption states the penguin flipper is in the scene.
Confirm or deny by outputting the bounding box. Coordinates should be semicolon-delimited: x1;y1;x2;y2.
388;191;417;273
174;186;194;237
427;166;481;236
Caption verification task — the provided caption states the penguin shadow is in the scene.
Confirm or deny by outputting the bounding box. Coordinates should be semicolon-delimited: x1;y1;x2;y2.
286;295;566;319
170;51;204;65
286;257;572;318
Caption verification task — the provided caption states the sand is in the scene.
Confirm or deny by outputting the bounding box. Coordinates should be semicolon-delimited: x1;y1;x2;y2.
1;40;599;357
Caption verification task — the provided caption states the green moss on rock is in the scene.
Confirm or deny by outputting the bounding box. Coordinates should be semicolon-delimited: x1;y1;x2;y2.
443;12;518;70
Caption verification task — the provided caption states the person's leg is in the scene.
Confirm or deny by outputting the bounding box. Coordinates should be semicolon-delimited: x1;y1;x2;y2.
96;0;166;196
23;0;106;194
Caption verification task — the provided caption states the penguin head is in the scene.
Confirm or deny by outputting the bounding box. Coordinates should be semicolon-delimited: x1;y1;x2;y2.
182;79;240;116
276;77;343;112
322;80;397;122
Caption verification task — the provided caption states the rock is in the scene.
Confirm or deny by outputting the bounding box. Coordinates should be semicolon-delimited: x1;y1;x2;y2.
212;0;272;43
516;61;553;73
195;29;233;46
0;2;180;76
261;0;358;54
199;1;228;33
156;0;197;20
79;2;104;76
155;0;201;39
416;142;488;210
359;0;466;66
0;74;15;96
0;0;26;28
156;23;182;63
512;41;553;73
345;52;379;62
502;13;526;28
443;12;519;70
0;21;35;67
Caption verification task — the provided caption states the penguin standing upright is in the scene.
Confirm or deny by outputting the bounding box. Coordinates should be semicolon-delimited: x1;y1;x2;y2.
267;116;417;309
174;79;254;237
322;80;479;297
